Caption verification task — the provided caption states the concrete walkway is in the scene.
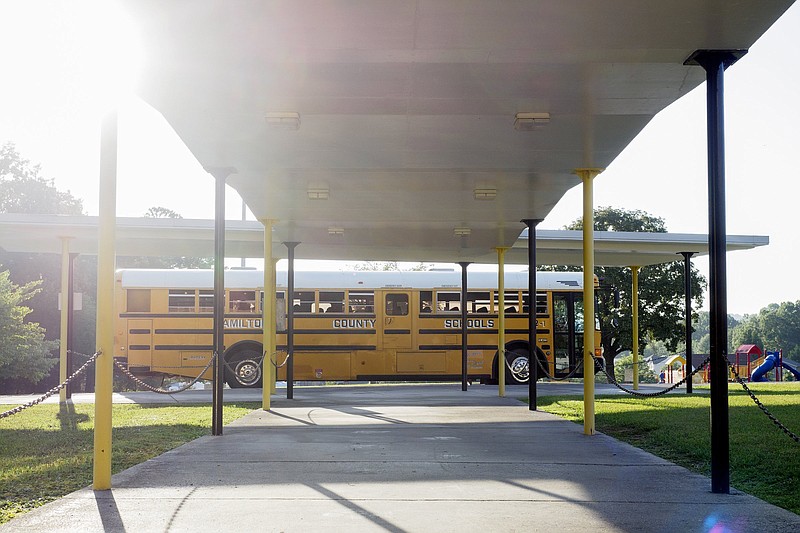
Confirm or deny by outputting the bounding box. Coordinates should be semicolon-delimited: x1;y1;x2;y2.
2;384;798;532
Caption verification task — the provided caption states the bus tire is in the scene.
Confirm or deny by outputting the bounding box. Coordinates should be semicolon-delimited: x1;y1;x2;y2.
224;347;263;388
502;343;548;385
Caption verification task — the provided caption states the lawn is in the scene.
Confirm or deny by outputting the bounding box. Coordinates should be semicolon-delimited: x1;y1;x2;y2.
537;382;800;515
0;402;259;525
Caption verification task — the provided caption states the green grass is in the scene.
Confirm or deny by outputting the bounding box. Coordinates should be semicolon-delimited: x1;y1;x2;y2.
0;402;259;524
537;382;800;515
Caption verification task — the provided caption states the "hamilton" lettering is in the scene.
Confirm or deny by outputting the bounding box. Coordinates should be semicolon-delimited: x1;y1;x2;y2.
223;318;263;329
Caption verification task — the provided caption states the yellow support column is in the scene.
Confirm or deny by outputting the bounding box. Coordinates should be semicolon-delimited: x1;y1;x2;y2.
93;111;118;490
576;168;602;436
58;237;71;403
496;247;508;397
631;266;640;391
261;219;277;410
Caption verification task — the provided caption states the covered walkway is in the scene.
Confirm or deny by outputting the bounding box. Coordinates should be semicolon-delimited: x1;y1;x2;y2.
2;385;798;532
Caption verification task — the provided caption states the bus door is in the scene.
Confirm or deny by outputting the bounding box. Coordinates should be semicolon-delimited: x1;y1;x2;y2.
382;291;412;350
552;293;585;378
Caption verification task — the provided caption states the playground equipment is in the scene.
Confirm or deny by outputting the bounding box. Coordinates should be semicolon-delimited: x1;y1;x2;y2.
750;350;800;382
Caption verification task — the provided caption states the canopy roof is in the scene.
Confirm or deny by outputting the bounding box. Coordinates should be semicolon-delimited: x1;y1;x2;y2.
0;214;767;267
119;0;792;263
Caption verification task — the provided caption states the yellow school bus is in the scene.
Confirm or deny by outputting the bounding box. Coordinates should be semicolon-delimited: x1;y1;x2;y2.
114;269;602;387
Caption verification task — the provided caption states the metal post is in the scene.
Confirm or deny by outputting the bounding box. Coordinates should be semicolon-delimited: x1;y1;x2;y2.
59;237;71;403
261;220;277;410
93;110;117;490
522;219;542;410
631;266;640;391
576;168;602;436
458;262;471;391
685;48;746;494
284;242;299;399
496;247;508;397
207;167;235;436
67;253;78;396
681;252;697;394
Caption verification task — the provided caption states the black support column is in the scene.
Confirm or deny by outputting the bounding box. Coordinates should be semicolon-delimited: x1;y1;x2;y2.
680;252;697;394
522;219;542;411
207;167;235;436
458;262;471;391
685;49;746;494
284;242;299;399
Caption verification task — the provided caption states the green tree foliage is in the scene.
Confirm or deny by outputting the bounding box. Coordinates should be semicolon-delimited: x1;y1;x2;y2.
731;302;800;359
0;144;95;392
541;207;706;373
116;207;213;269
0;271;58;382
0;143;83;215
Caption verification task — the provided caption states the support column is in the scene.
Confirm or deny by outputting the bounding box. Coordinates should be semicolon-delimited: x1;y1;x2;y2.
458;262;471;391
58;237;72;403
576;168;602;436
496;247;509;397
66;253;78;396
681;252;697;394
271;258;278;394
522;219;542;411
284;242;300;399
631;266;640;391
93;111;117;490
685;48;745;494
261;219;277;410
207;167;235;436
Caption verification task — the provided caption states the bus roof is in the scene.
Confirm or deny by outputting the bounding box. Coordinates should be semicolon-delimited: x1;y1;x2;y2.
117;269;587;291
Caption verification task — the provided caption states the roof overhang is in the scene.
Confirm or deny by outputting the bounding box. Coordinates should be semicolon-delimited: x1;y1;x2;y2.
0;214;768;267
117;0;793;263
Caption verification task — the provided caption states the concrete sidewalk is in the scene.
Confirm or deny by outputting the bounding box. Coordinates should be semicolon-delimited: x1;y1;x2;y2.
2;384;797;532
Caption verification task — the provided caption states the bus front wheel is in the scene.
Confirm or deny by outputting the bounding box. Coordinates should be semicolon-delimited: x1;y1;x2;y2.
224;348;263;388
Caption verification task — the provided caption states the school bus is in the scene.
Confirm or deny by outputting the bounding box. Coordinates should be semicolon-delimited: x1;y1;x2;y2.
114;268;602;387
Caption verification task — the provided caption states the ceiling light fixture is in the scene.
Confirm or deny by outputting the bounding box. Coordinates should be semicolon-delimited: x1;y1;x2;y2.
265;112;300;130
307;187;329;200
514;112;550;131
454;227;471;237
328;226;344;236
473;188;497;200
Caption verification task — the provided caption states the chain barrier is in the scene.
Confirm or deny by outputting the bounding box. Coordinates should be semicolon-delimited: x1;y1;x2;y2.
727;360;800;444
113;353;217;394
0;350;101;419
600;354;712;398
272;350;291;369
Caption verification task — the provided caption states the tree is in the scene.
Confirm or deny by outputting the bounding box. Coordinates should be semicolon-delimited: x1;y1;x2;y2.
117;207;213;269
0;142;84;215
731;302;800;359
0;144;94;393
352;261;429;271
0;271;58;384
541;206;706;373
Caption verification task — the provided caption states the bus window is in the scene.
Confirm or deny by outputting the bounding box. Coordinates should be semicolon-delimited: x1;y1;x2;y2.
127;289;151;312
495;290;520;313
420;290;433;313
293;291;315;314
522;292;548;316
319;291;345;313
169;289;195;312
348;291;374;314
436;291;461;312
467;291;490;313
385;293;409;316
230;290;256;312
199;290;214;312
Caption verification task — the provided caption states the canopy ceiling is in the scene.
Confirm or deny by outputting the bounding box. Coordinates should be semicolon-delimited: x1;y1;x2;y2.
121;0;792;263
0;214;768;268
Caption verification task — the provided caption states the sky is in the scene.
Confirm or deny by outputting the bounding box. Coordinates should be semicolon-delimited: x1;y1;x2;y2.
0;1;798;316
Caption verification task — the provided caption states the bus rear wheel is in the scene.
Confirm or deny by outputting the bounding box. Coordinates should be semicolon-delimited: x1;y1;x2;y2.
504;345;530;385
224;348;263;388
